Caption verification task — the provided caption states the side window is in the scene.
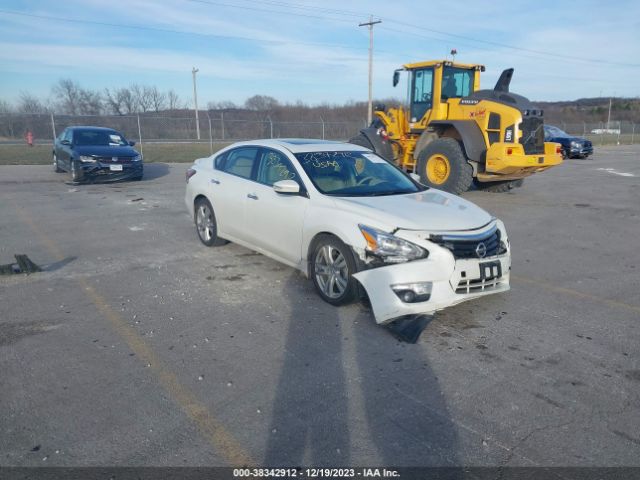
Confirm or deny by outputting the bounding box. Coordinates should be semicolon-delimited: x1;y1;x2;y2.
442;67;473;99
221;147;258;179
256;149;300;186
411;68;433;122
214;151;228;170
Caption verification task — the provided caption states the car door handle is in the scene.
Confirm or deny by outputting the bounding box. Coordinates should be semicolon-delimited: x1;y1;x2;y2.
247;193;258;200
210;178;220;184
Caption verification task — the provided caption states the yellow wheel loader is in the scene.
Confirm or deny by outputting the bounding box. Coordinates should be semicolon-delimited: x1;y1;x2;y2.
349;60;563;194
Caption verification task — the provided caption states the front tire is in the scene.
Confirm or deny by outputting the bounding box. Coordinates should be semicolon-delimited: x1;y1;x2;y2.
53;153;63;173
310;235;359;306
194;197;226;247
70;159;82;182
417;138;473;194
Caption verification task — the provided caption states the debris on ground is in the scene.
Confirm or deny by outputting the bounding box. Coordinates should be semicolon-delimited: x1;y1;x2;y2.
0;255;42;275
384;314;434;343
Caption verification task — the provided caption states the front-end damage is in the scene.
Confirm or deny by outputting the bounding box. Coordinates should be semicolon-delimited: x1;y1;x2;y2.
352;221;511;325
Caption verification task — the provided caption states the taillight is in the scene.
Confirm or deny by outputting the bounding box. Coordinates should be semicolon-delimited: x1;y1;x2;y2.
556;145;562;154
186;168;196;183
506;148;513;155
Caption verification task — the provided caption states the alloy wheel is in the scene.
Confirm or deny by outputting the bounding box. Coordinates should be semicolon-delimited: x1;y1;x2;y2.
314;244;349;299
196;204;214;242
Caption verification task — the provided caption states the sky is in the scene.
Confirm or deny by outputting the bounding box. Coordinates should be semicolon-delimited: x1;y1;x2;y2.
0;0;639;107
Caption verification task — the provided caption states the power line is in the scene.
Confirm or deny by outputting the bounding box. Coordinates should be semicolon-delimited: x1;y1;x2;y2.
1;3;638;70
186;0;639;68
384;19;640;68
0;9;374;52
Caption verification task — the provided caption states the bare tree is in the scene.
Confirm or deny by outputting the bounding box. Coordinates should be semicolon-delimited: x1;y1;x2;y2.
148;86;167;112
130;84;153;112
52;79;82;114
244;94;278;111
208;100;237;110
167;89;181;110
17;92;46;113
78;89;103;115
0;99;13;113
104;88;124;115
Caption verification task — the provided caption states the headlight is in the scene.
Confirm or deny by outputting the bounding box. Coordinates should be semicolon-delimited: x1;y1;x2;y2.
359;224;427;263
132;154;142;162
79;155;97;163
570;140;581;148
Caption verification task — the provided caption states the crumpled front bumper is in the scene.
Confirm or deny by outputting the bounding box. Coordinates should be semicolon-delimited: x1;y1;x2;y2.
353;251;510;324
78;162;143;182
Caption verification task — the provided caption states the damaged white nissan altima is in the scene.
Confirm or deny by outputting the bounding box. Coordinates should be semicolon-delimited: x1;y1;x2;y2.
185;139;510;324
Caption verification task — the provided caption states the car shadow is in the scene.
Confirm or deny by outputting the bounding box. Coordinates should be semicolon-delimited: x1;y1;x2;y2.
140;162;170;181
264;273;460;466
263;273;351;466
354;306;461;466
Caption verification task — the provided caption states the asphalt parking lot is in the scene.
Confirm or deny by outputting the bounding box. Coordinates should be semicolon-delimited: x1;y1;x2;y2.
1;146;639;467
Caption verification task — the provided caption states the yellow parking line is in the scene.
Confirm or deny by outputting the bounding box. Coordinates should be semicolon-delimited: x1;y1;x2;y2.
512;274;640;315
14;202;254;466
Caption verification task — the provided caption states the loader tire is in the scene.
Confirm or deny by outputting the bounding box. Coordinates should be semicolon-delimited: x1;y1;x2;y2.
474;178;524;193
416;138;473;194
348;133;374;150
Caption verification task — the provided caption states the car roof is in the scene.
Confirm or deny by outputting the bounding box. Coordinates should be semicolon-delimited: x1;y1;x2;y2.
228;138;369;153
69;126;121;132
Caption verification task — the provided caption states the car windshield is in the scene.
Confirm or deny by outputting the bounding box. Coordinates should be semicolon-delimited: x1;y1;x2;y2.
545;126;570;138
294;150;424;197
74;130;129;146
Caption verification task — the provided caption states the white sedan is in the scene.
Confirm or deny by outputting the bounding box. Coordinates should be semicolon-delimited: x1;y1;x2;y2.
185;139;510;324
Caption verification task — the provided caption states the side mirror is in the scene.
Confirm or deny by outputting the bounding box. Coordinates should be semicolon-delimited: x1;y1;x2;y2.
129;140;136;146
393;70;400;87
61;139;71;146
273;179;300;195
409;173;421;183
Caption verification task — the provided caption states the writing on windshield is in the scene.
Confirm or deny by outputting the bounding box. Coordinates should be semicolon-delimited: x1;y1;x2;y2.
294;151;423;197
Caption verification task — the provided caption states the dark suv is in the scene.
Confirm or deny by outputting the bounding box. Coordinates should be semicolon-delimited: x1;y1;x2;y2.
544;125;593;159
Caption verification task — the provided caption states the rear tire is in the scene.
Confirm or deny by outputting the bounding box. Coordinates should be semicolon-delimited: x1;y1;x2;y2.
194;197;226;247
310;234;359;306
416;138;473;194
474;178;524;193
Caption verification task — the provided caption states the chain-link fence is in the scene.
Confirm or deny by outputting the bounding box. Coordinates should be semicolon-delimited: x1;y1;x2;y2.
555;121;637;146
0;113;367;153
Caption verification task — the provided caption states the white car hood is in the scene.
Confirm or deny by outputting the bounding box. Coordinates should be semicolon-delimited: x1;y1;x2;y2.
332;190;492;232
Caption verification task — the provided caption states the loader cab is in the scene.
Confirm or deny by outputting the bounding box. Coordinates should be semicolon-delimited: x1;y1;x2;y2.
397;60;484;124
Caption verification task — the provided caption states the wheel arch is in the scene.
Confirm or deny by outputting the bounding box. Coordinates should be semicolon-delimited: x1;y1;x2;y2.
304;229;360;277
415;120;486;162
192;193;212;219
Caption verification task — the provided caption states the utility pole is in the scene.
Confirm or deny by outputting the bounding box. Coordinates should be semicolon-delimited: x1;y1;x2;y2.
192;67;200;140
359;16;381;126
606;97;612;131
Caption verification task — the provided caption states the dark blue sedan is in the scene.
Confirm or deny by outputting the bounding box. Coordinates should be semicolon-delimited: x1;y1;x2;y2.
53;126;143;182
544;125;593;159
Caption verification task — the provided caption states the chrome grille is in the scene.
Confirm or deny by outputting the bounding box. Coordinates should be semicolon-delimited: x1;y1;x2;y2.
96;156;134;163
430;227;502;259
456;276;503;294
